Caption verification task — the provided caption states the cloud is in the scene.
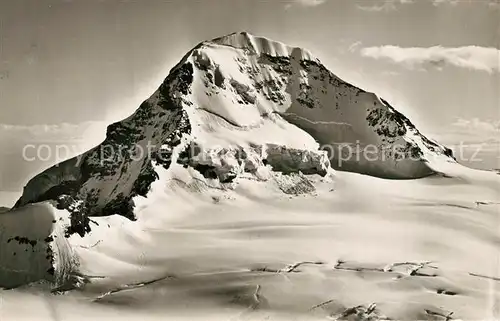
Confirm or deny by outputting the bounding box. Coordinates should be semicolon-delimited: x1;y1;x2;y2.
430;118;500;170
0;121;107;145
432;0;459;5
433;118;500;145
348;41;363;53
489;0;500;8
357;0;498;11
285;0;327;9
433;0;499;7
293;0;327;6
381;70;400;76
356;2;397;12
356;0;413;12
360;45;500;73
451;118;499;136
0;121;108;192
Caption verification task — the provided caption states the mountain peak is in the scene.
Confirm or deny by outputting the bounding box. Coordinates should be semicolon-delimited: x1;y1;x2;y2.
207;31;318;62
13;32;454;241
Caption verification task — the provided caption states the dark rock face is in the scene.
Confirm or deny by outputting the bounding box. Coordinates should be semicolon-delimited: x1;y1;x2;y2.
14;61;194;237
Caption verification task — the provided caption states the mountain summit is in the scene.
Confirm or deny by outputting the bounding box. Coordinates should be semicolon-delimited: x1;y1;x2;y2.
14;32;454;238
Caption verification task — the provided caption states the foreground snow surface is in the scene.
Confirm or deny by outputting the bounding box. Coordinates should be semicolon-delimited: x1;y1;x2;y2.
1;163;500;321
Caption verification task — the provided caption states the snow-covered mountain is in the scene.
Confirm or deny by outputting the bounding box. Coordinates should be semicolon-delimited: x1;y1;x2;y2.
2;32;459;292
13;32;453;235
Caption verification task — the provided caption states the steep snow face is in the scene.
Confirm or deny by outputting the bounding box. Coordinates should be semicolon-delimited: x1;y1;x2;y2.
187;32;454;178
12;32;453;241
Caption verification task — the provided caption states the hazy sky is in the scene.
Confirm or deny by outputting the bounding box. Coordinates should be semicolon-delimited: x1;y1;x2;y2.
0;0;498;194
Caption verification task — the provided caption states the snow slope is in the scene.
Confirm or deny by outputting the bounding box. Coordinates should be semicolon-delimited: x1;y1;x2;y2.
1;164;500;320
0;32;478;320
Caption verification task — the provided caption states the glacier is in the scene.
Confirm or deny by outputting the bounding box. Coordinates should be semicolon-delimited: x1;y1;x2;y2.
1;32;498;321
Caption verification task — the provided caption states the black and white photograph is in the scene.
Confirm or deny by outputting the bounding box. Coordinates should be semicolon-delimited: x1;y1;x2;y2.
0;0;499;320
